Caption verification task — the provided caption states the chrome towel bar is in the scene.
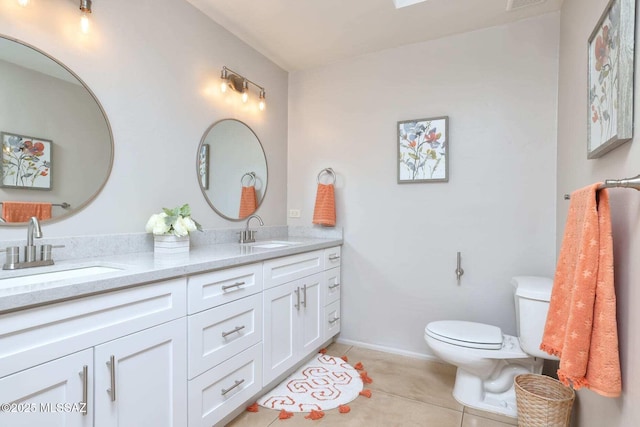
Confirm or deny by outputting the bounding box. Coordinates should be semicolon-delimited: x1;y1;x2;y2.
563;174;640;200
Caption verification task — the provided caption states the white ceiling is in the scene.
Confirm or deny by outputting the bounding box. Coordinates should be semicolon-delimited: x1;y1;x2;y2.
185;0;563;71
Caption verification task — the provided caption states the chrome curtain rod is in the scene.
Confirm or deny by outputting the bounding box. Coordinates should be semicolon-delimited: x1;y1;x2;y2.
0;202;71;208
563;174;640;200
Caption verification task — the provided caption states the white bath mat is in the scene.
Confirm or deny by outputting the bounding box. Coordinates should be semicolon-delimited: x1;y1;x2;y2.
258;353;363;412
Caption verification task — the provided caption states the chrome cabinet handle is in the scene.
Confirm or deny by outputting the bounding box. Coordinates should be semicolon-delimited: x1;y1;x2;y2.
106;355;116;402
302;284;307;308
328;255;340;261
222;281;245;292
294;288;300;311
328;283;340;290
221;379;245;396
80;365;88;415
455;252;464;284
329;316;340;325
222;325;246;338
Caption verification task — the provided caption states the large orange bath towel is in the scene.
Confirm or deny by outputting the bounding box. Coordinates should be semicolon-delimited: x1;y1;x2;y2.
2;201;52;223
540;184;621;397
312;183;336;227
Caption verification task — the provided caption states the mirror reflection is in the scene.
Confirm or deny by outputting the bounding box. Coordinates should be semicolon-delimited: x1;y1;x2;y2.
197;119;267;221
0;35;113;225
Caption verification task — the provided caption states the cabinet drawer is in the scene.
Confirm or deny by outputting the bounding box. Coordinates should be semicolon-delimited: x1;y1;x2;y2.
324;246;342;269
323;300;341;342
263;250;323;289
187;264;262;314
323;267;341;306
0;278;186;378
188;343;262;427
187;294;262;379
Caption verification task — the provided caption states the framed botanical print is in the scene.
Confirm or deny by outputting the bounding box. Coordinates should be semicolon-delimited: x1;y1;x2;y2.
1;132;52;190
398;116;448;183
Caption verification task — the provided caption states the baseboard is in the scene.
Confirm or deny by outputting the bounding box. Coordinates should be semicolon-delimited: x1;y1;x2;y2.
335;337;443;363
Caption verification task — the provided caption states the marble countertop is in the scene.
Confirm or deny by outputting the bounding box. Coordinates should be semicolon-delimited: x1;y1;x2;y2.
0;236;342;314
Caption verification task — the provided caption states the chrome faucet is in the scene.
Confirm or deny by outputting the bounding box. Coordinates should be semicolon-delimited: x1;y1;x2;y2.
2;216;61;270
25;216;43;262
239;214;264;243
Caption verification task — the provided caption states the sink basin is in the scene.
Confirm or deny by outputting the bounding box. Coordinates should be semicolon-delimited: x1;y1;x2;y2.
0;265;123;287
249;240;300;249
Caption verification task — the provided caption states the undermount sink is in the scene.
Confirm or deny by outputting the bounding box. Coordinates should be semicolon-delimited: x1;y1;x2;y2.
0;265;123;287
249;240;300;249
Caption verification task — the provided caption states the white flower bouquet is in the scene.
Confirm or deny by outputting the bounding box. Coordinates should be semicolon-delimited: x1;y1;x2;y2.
145;204;202;237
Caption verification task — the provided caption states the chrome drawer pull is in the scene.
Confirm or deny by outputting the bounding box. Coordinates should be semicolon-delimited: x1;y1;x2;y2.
222;325;246;338
328;255;340;261
328;283;340;289
329;317;340;325
80;365;88;415
106;355;116;402
302;284;307;308
221;379;245;396
222;281;245;292
294;288;300;311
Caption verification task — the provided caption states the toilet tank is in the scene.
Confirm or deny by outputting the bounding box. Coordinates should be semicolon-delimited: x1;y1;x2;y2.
511;276;556;359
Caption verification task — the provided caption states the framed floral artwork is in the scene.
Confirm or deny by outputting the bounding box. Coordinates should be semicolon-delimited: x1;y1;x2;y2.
1;132;52;190
198;143;209;190
397;116;448;183
587;0;635;159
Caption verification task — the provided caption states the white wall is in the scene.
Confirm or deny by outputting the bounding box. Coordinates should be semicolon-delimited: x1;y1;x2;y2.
557;0;640;425
0;0;288;240
288;13;560;356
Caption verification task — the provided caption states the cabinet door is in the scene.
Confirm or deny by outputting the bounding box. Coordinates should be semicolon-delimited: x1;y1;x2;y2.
300;273;323;355
262;282;298;385
0;349;93;427
94;318;187;427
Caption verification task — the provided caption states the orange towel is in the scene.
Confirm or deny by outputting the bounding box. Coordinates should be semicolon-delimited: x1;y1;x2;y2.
312;183;336;227
238;186;257;218
2;201;52;223
540;183;621;397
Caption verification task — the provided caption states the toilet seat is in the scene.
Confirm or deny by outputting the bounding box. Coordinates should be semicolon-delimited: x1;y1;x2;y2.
425;320;503;350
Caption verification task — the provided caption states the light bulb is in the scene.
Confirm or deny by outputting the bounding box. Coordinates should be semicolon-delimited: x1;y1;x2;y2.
241;80;249;103
80;13;90;33
258;91;266;111
18;0;30;7
242;91;249;103
220;80;227;93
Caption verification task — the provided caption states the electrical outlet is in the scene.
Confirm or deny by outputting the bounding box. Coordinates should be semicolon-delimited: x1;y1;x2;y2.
288;209;301;218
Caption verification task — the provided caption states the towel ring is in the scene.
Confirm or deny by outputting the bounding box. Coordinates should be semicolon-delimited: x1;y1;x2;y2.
241;172;256;186
317;168;336;185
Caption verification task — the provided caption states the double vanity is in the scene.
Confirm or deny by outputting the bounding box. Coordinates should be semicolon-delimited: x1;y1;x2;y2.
0;237;342;427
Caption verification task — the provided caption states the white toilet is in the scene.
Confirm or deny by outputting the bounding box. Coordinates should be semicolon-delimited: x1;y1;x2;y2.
424;276;558;418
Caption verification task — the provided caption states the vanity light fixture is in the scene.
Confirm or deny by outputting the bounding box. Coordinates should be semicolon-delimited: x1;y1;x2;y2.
79;0;92;34
220;66;266;110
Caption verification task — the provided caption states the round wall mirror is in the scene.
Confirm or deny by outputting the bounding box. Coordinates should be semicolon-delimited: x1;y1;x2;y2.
197;119;267;221
0;35;113;225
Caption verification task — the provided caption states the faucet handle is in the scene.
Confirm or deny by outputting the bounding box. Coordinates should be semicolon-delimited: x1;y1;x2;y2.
41;244;65;262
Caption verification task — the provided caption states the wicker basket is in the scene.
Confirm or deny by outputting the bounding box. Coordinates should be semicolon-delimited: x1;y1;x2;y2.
515;374;575;427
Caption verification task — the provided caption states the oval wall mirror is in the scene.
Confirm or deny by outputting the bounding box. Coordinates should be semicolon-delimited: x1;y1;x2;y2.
0;35;113;225
197;119;267;221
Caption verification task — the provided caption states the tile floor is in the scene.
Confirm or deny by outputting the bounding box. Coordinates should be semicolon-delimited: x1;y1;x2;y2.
227;342;518;427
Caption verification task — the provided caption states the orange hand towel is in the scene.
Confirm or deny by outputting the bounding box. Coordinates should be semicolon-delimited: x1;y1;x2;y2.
2;201;52;223
540;183;621;397
312;183;336;227
238;186;257;218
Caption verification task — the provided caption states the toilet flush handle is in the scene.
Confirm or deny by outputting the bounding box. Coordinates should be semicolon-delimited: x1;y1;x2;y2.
455;252;464;284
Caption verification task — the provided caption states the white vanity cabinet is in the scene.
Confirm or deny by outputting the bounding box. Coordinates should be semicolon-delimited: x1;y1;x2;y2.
0;278;187;427
0;348;93;427
262;247;341;386
186;266;264;427
322;246;342;340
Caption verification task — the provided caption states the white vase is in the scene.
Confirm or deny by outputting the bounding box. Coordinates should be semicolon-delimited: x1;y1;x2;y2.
154;234;190;254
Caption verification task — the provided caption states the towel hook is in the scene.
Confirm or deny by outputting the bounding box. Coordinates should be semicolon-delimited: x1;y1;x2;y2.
241;172;256;186
317;168;336;185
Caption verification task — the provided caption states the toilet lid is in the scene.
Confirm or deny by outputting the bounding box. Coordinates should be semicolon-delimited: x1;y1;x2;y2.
425;320;503;350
